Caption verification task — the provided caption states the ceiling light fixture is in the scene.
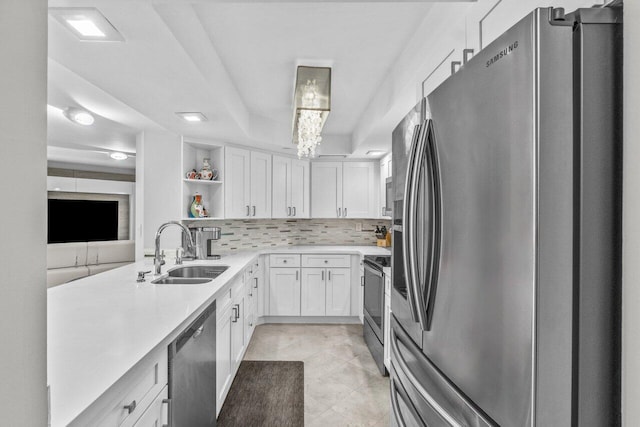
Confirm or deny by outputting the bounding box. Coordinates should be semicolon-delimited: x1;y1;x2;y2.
366;150;387;156
49;7;124;42
292;66;331;158
109;152;128;160
176;112;208;123
63;107;95;126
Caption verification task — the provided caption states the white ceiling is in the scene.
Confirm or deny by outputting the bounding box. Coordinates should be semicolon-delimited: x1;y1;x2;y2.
47;0;438;167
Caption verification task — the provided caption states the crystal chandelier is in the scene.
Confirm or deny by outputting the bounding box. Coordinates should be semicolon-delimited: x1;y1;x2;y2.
292;66;331;158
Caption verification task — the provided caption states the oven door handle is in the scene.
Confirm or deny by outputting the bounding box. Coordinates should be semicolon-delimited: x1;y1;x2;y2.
364;261;383;278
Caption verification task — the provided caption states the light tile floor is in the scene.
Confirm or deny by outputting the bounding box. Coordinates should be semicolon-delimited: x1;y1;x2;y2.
243;323;391;427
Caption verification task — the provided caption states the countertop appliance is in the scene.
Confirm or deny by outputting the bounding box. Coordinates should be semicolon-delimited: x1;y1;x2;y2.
169;300;217;427
363;255;391;375
184;227;222;260
391;6;621;427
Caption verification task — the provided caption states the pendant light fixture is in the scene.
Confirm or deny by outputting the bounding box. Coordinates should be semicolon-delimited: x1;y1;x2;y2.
292;66;331;158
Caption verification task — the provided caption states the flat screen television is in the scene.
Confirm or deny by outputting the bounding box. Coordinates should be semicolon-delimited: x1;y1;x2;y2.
48;199;119;243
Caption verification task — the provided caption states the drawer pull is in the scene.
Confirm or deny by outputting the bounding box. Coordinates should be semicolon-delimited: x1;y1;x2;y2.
124;400;137;414
324;260;328;264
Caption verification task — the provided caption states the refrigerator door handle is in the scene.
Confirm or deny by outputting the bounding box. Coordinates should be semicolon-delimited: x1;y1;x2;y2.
420;119;442;331
409;123;429;330
390;327;462;427
402;124;422;324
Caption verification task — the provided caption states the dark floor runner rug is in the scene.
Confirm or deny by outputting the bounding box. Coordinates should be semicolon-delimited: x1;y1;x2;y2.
217;361;304;427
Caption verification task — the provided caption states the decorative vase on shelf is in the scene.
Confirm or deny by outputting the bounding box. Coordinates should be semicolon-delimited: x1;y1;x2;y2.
200;158;214;181
189;193;207;218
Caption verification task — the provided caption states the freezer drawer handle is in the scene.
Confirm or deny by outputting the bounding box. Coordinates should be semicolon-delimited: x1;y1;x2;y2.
391;378;426;427
390;328;462;427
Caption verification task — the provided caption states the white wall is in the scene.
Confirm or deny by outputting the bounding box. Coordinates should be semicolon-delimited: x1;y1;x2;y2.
0;0;47;424
623;3;639;424
135;131;183;259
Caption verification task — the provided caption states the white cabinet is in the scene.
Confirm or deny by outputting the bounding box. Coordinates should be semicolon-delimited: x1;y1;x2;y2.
244;259;261;343
342;162;377;218
311;162;343;218
269;268;301;316
216;296;233;414
325;268;351;316
301;267;351;316
225;147;272;218
300;268;326;316
132;386;168;427
250;151;272;218
230;291;245;368
311;161;379;218
272;156;310;218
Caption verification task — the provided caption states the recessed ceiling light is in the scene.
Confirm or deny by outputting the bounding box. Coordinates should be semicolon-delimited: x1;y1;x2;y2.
176;112;208;123
366;150;387;156
49;7;124;42
63;107;95;126
109;152;128;160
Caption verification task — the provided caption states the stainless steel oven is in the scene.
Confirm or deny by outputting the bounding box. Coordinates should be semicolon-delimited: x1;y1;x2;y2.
363;255;389;376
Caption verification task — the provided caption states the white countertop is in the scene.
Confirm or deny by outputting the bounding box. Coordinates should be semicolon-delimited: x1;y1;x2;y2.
47;245;390;426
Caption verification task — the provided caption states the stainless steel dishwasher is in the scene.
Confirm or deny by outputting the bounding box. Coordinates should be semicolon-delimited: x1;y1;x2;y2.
168;300;216;427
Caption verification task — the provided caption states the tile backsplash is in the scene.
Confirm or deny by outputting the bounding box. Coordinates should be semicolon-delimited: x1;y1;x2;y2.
182;218;392;252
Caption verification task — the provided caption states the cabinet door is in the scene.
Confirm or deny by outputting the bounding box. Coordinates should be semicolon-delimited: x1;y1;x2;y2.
250;151;272;218
132;385;168;427
311;162;343;218
301;268;326;316
230;297;245;368
343;162;377;218
269;268;301;316
225;147;251;218
216;305;232;414
290;159;310;218
326;268;351;316
272;156;292;218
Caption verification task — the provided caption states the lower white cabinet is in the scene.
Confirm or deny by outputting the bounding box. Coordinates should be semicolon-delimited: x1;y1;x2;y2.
325;268;351;316
300;267;351;316
230;295;245;367
216;298;233;414
301;268;326;316
269;268;301;315
132;386;168;427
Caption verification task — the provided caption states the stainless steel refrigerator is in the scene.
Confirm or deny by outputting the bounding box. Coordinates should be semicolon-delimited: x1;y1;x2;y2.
390;5;622;427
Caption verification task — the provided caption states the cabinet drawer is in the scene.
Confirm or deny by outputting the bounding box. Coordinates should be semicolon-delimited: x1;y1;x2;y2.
302;254;350;268
269;254;301;267
217;286;233;314
132;385;168;427
96;347;168;427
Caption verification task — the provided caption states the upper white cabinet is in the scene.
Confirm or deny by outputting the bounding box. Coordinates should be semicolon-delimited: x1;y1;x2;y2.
225;147;272;218
311;161;378;218
272;156;310;218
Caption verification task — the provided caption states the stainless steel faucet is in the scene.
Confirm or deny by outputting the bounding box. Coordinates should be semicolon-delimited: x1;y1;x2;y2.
154;222;195;275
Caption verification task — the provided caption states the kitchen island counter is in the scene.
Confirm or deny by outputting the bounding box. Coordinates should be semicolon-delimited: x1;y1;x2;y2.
48;245;389;426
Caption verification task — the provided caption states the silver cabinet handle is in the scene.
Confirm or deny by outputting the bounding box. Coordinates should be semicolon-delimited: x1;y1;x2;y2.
322;270;325;281
361;275;364;286
288;207;292;216
292;206;296;216
124;400;137;414
296;270;299;281
162;398;171;427
246;205;250;216
231;305;239;322
337;207;341;217
343;208;347;217
253;277;258;289
252;205;256;216
328;270;331;281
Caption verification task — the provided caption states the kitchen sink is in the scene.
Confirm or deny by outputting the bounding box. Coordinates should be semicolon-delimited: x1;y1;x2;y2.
167;265;229;279
151;277;212;285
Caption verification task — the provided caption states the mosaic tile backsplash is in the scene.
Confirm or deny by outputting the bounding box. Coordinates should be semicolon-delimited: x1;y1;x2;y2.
182;218;392;252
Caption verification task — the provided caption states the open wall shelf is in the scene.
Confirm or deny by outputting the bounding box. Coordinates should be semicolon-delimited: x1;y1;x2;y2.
181;139;225;221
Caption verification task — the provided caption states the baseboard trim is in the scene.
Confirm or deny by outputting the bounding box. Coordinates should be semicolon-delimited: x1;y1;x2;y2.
256;316;362;325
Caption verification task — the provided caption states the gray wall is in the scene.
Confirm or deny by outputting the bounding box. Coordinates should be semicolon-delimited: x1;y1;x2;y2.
0;0;47;424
